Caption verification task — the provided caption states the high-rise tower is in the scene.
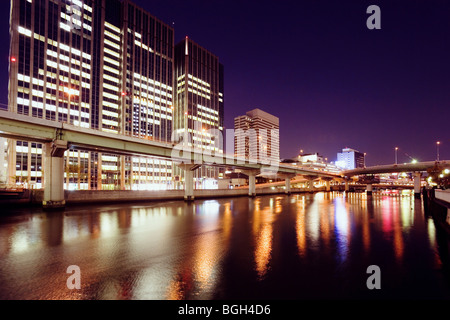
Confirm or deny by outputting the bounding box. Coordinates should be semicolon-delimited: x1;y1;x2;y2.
174;37;224;188
7;0;175;190
234;108;279;163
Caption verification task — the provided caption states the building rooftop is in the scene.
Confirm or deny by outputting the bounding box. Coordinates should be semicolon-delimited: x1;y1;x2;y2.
245;108;279;125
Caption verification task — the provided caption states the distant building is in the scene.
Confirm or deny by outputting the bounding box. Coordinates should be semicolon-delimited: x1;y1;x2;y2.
234;108;279;163
335;148;365;170
298;153;324;164
282;151;341;174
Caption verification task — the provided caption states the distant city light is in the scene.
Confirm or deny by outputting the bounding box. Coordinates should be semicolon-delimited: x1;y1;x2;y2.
10;57;16;62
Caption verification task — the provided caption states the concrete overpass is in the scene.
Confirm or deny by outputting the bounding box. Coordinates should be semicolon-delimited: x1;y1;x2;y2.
0;110;338;208
341;161;450;197
341;161;450;177
2;110;446;208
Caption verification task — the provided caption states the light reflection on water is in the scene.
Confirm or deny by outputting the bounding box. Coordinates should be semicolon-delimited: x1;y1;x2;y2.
0;191;449;300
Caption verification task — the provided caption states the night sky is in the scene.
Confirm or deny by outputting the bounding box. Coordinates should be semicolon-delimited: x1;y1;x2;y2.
0;0;449;165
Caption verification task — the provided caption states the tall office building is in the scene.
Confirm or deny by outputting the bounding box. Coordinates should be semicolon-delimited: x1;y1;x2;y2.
7;0;174;190
121;0;175;190
335;148;365;170
174;37;224;188
234;108;279;163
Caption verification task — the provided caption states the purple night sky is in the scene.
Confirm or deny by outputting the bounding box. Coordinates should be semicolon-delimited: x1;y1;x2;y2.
1;0;449;165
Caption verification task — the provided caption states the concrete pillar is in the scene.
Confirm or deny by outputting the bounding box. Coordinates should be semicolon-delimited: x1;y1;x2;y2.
366;183;373;196
345;180;350;192
414;172;421;199
305;176;315;193
279;173;295;195
242;169;259;197
179;164;196;201
285;177;291;195
248;173;256;197
184;168;194;201
178;164;201;201
43;141;68;210
120;155;126;190
326;179;331;192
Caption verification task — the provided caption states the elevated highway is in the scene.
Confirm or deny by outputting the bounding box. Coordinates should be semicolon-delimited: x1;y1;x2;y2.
342;161;450;177
1;109;447;208
0;110;338;208
342;160;450;197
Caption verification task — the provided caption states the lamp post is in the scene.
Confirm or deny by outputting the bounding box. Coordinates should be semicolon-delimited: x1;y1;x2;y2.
395;147;398;165
436;141;440;161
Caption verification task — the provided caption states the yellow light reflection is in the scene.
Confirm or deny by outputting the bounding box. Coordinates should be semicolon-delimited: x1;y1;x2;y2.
319;198;333;249
362;201;371;252
255;224;272;279
296;196;307;258
167;278;186;300
253;199;275;280
194;233;218;287
222;203;232;242
191;201;223;297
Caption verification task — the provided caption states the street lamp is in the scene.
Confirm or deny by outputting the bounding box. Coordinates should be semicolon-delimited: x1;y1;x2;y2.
395;147;399;164
436;141;440;161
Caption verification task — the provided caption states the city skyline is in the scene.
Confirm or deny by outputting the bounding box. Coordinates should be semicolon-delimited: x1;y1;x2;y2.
0;0;449;166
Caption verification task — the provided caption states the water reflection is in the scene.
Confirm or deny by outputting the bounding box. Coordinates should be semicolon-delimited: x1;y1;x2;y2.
253;197;277;280
0;192;449;300
296;195;307;258
334;197;350;263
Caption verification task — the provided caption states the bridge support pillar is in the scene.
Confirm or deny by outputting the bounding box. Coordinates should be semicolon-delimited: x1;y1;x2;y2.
344;179;350;192
366;183;373;196
249;174;256;197
242;169;259;197
322;177;333;192
414;172;421;199
305;176;315;193
43;140;68;210
285;177;292;195
279;173;296;195
178;164;201;202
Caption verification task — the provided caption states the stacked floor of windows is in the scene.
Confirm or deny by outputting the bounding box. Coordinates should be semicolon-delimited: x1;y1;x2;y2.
102;21;122;134
8;141;43;189
122;2;175;187
131;157;173;190
8;0;181;191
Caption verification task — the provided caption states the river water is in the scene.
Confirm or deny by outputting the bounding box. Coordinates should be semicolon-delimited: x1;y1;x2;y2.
0;191;449;300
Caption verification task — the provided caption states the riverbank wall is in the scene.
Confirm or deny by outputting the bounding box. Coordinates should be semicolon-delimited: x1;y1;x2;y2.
424;188;450;237
3;186;337;207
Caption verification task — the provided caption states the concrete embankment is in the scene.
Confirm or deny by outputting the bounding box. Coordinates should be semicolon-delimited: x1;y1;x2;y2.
4;187;322;207
424;189;450;237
